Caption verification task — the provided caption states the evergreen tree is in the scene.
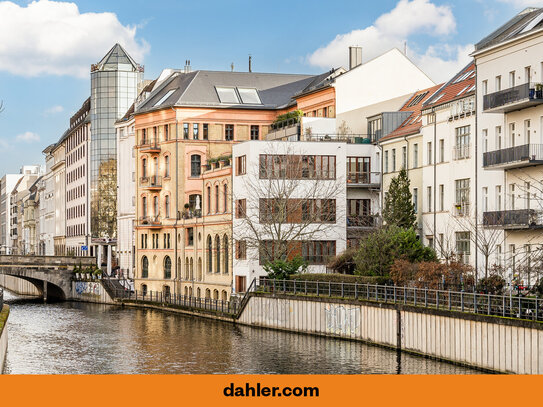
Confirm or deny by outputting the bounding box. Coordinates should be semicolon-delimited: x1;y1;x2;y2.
383;168;416;229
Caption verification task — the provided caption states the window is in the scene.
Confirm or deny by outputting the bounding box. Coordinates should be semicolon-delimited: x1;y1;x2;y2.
235;199;246;218
301;241;336;264
413;144;418;168
392;149;396;172
203;124;209;140
207;186;211;214
496;185;502;211
524;119;531;144
510;244;516;272
384;151;389;173
183;123;189;139
258;154;335;180
525;181;531;210
368;117;382;141
483;187;488;212
164;256;172;279
496;244;502;266
250;125;259;140
187;228;194;246
190;155;201;177
347;199;371;226
223;184;228;213
165;195;170;218
482;80;488;95
215;235;221;273
223;235;229;274
141;256;148;278
193;123;199;139
142;196;147;216
164;124;169;141
427;186;432;212
347;157;371;184
153;196;159;216
439;185;444;211
216;87;240;104
215;185;219;213
510;183;515;210
236;240;247;260
454;126;470;159
207;236;212;273
154;89;175;107
495;126;502;149
439;139;444;163
509;71;515;88
509;123;515;147
495;75;501;92
164;155;170;177
483;129;488;153
237;88;261;104
402;146;407;169
413;188;418;214
525;66;531;83
236;155;246;175
225;124;234;141
142;158;147;178
456;231;470;263
427;142;432;165
188;194;201;213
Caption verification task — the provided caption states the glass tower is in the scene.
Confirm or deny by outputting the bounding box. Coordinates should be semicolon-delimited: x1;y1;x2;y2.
90;44;143;242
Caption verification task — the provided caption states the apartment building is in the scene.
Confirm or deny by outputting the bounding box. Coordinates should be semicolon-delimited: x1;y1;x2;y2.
9;171;41;254
474;7;543;285
51;141;66;255
40;146;56;255
379;84;444;231
133;66;329;295
1;173;23;254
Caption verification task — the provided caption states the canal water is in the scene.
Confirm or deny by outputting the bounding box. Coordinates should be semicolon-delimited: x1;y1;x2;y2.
2;290;479;374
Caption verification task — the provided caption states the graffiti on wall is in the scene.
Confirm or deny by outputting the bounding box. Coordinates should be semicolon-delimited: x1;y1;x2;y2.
324;304;360;335
75;281;101;297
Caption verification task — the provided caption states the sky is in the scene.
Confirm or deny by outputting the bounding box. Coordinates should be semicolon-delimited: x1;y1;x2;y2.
0;0;540;175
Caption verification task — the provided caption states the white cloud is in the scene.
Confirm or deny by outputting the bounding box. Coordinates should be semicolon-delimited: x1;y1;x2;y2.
0;0;149;78
15;131;40;143
307;0;472;83
43;105;64;115
497;0;543;7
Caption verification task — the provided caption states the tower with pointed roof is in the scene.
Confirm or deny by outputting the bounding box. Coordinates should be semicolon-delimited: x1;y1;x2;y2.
89;44;143;255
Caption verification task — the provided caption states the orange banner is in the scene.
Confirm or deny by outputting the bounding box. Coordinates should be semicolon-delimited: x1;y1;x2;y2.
0;375;540;406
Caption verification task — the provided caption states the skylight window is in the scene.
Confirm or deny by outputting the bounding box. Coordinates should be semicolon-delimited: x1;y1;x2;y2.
432;93;445;103
467;85;476;92
216;87;240;104
457;85;470;96
406;91;428;107
153;89;175;107
237;88;262;104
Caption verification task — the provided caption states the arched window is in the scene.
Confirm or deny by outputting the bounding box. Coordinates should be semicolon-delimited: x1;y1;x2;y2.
197;258;202;281
223;183;228;213
207;235;212;273
141;284;148;295
164;256;171;279
205;288;211;299
141;256;148;278
213;289;219;300
221;290;228;301
197;287;201;298
215;185;219;213
223;235;229;274
164;155;170;177
153;196;159;216
189;287;193;297
165;195;170;218
184;286;188;297
178;257;182;279
153;157;158;176
190;257;194;280
207;186;211;214
142;196;147;216
215;235;221;274
185;257;189;280
191;154;201;177
142;158;147;177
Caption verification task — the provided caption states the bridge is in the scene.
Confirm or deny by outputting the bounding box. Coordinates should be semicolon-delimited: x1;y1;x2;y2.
0;255;96;301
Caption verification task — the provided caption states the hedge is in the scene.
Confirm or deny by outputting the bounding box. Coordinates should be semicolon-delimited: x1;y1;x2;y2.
289;273;392;285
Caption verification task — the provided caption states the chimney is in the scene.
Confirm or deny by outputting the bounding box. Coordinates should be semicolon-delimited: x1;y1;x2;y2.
231;62;234;72
249;55;252;73
349;46;362;70
184;60;192;73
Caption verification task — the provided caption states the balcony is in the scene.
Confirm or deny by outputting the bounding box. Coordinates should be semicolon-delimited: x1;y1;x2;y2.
304;134;372;144
483;144;543;169
139;138;161;153
347;215;378;229
265;118;301;141
138;216;162;228
346;172;380;188
483;82;543;113
139;175;162;190
483;209;543;230
453;144;471;160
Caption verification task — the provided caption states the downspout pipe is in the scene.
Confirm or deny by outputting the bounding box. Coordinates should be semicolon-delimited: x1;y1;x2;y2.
171;106;179;296
474;61;479;281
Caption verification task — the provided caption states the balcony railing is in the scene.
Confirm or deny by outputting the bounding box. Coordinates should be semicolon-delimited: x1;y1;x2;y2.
347;171;380;187
138;215;161;227
483;209;543;229
139;138;160;153
483;144;543;168
347;215;378;228
139;175;162;189
483;82;543;112
304;134;372;144
453;143;471;160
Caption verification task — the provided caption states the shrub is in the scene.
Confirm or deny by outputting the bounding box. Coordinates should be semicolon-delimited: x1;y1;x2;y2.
327;248;357;274
390;259;474;289
477;274;506;294
289;273;392;285
263;256;307;280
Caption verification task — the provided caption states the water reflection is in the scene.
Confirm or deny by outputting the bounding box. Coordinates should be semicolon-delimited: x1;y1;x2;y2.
2;290;479;374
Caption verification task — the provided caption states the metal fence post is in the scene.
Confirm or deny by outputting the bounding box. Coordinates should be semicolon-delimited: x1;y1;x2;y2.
283;280;286;293
536;297;539;321
487;294;491;315
519;296;522;318
414;288;417;306
502;296;505;317
394;285;396;303
304;280;307;295
448;290;451;310
436;290;439;308
404;287;406;305
375;285;378;301
316;281;319;296
384;285;388;303
355;282;358;299
293;280;296;295
461;291;464;312
474;292;477;314
328;281;331;297
424;288;427;307
367;285;370;300
341;282;344;298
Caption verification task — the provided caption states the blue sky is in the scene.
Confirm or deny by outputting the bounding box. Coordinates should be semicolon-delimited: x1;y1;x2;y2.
0;0;537;175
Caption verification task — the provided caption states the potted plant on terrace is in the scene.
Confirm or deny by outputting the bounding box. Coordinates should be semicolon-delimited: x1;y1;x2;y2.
536;83;543;99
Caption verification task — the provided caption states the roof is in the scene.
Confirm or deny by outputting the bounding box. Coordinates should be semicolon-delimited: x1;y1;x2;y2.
475;8;543;52
92;43;141;72
293;68;345;99
423;62;475;109
379;84;444;141
117;79;157;123
136;70;324;113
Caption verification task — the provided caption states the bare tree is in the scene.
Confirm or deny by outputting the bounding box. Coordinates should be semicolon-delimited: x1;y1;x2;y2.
234;143;345;264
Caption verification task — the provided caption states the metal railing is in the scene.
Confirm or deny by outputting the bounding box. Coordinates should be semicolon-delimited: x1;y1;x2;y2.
256;278;543;323
453;143;471;160
483;143;543;168
304;134;372;144
139;175;162;188
138;215;161;227
347;171;380;186
0;287;3;310
483;209;543;228
483;82;542;111
112;288;241;315
139;137;160;149
347;215;377;227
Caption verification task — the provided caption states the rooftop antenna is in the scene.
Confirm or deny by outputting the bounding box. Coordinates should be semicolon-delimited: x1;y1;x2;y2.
231;62;234;72
249;55;252;73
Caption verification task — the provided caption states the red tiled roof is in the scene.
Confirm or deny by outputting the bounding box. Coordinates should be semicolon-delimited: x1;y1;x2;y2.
423;61;475;109
379;83;443;141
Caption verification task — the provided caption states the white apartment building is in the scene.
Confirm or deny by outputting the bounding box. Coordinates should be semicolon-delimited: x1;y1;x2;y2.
1;173;23;254
51;142;66;255
40;145;56;255
473;7;543;285
232;140;381;292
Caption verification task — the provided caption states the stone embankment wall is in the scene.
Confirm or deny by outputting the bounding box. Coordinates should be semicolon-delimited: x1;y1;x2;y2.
0;305;9;374
70;281;115;304
238;293;543;374
0;275;40;296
